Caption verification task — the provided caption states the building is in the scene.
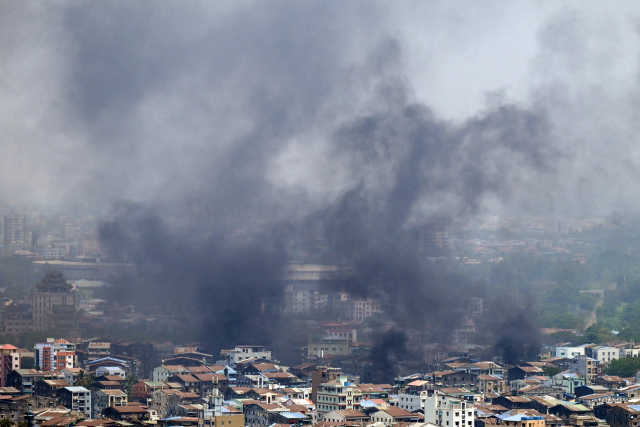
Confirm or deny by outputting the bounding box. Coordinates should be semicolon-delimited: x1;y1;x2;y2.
544;373;585;394
321;409;368;423
31;272;77;332
307;332;350;358
570;356;596;385
499;412;545;427
93;389;128;418
592;347;621;364
35;339;76;372
335;298;383;322
31;261;136;281
0;344;20;387
555;346;586;359
3;215;26;246
370;407;421;426
315;375;362;418
220;346;272;366
58;386;91;418
423;391;474;427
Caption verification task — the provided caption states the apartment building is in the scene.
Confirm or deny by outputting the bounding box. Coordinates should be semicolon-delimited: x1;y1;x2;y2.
424;391;475;427
316;375;363;419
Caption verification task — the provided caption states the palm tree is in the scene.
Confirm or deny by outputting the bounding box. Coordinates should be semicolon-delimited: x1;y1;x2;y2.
75;370;95;389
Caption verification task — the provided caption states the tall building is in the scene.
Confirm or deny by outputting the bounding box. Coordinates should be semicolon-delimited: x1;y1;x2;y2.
3;215;26;245
35;338;76;372
424;391;475;427
32;271;77;332
0;344;20;387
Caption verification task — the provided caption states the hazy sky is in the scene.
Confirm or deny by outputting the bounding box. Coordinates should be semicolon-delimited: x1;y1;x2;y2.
2;1;640;219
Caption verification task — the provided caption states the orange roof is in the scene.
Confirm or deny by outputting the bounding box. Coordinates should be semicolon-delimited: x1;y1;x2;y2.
0;344;18;350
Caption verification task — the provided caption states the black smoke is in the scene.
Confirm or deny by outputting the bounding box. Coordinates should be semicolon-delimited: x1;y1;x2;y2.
6;2;559;368
369;329;408;383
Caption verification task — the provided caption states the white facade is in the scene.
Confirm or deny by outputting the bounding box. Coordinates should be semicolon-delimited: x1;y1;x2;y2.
152;365;189;382
424;392;474;427
96;366;126;377
621;347;640;358
398;390;429;412
225;346;272;365
556;346;586;358
593;347;620;363
64;386;91;418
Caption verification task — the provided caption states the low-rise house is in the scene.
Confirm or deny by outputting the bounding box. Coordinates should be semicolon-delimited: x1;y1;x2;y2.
263;372;301;386
153;365;190;382
577;393;627;408
370;407;420;426
321;409;368;423
58;386;91;418
61;368;83;385
358;384;390;401
92;389;128;418
606;402;640;427
547;402;593;419
166;391;201;417
544;372;585;395
168;374;200;393
6;369;46;394
95;367;125;378
102;404;154;422
269;411;311;425
193;373;228;396
33;379;70;398
477;375;505;394
618;384;640;399
207;365;237;384
575;385;609;398
594;376;627;390
492;396;531;410
86;358;132;376
244;402;288;427
133;380;166;401
507;367;544;382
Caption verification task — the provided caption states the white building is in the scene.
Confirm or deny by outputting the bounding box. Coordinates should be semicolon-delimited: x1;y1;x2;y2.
152;365;189;382
592;347;620;364
398;390;430;412
555;346;586;358
621;347;640;358
222;346;272;366
60;386;91;417
424;391;474;427
96;366;125;377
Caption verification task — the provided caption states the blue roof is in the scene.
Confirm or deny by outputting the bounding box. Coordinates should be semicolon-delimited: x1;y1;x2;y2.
628;405;640;411
88;357;127;365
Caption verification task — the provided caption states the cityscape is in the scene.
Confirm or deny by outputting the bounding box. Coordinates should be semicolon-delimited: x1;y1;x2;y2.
3;2;640;427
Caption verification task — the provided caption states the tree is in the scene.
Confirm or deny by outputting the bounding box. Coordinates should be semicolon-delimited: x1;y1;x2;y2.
74;370;95;389
0;418;14;427
542;365;562;377
604;357;640;377
125;375;138;400
20;357;34;370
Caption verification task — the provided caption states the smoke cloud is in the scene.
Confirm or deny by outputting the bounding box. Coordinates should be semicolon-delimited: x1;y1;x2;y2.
4;2;640;365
